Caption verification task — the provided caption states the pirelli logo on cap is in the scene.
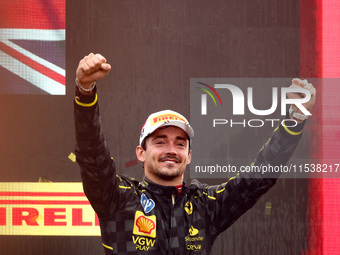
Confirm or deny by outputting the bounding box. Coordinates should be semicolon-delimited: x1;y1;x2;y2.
133;210;156;238
0;182;100;236
151;113;187;126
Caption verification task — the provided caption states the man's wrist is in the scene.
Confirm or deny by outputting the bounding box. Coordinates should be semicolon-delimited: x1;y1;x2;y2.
75;78;96;95
75;83;97;108
280;110;306;138
289;105;308;123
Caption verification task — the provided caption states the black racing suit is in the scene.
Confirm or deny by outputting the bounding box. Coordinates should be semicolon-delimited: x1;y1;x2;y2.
74;89;304;255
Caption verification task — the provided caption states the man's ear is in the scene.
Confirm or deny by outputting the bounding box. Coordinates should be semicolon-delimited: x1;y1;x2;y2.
136;146;145;163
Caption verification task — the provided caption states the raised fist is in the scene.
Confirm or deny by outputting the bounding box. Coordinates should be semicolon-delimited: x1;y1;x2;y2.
76;53;111;93
287;78;316;123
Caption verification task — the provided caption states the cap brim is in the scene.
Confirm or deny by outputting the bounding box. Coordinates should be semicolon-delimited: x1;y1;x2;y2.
159;121;194;140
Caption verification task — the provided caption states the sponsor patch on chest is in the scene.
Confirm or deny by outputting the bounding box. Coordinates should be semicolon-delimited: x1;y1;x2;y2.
132;210;156;251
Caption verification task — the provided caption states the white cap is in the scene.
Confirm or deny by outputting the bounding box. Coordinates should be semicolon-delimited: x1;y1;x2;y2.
139;110;194;146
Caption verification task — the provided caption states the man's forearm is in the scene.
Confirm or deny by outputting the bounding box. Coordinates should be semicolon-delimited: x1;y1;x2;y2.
74;89;118;219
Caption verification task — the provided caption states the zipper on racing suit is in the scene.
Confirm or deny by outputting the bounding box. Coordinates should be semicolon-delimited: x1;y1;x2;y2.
169;193;179;255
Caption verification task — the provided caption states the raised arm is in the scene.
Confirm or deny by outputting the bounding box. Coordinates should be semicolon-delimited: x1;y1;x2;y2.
74;53;131;219
202;79;316;233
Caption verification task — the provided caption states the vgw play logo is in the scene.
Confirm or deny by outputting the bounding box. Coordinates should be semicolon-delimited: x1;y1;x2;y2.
195;81;312;128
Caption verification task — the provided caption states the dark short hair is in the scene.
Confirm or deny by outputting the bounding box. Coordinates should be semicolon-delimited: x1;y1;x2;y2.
141;138;147;151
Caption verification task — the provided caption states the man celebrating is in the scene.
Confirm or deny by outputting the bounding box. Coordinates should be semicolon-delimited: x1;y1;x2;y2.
74;53;316;254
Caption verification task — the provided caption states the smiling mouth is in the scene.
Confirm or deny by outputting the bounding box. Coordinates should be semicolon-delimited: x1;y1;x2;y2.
162;160;177;164
159;157;181;164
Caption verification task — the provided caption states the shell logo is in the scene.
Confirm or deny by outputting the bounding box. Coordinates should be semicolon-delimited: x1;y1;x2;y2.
133;211;156;238
189;226;199;236
136;215;155;234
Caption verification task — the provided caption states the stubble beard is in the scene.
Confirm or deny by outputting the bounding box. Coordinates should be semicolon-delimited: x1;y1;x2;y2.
155;165;183;181
154;155;185;181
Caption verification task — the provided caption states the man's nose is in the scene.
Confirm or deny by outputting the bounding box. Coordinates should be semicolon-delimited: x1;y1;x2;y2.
166;143;177;155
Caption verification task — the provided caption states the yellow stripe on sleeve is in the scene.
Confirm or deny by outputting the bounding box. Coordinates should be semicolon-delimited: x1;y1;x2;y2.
102;243;113;250
119;185;132;190
75;94;98;107
282;120;302;136
203;191;216;200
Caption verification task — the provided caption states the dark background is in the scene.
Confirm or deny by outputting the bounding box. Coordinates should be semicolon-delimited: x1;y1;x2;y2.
0;0;310;254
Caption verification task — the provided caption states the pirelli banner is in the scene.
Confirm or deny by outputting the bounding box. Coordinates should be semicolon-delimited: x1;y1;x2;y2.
0;182;100;236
